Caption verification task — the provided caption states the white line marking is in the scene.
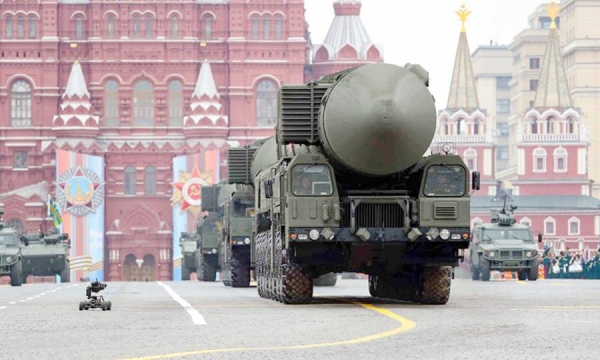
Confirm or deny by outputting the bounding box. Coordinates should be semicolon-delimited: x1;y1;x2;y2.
19;300;25;302
157;281;206;325
51;290;57;293
26;297;33;300
0;306;6;309
33;295;40;298
9;302;15;305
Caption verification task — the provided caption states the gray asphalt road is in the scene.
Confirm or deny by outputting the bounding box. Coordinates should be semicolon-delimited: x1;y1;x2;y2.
1;277;598;360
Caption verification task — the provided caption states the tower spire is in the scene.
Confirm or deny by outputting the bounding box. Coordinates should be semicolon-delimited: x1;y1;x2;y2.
446;4;479;111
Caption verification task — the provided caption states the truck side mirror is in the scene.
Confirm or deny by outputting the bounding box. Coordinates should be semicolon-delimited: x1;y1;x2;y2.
21;236;29;247
471;171;481;190
538;233;542;243
264;179;273;199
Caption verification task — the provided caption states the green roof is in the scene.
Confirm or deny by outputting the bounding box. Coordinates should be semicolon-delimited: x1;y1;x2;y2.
471;195;600;211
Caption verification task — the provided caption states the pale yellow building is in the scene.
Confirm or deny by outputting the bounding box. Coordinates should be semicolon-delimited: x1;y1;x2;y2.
560;0;600;197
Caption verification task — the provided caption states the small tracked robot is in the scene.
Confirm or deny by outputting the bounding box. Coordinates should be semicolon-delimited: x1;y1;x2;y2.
79;279;112;311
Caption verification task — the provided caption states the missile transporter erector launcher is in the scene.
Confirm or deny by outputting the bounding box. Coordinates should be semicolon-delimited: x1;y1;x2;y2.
179;213;220;281
0;207;24;286
20;230;71;283
244;63;480;304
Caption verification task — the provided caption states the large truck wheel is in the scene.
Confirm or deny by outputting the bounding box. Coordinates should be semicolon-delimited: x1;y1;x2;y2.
528;258;539;281
471;265;480;281
60;264;70;283
314;272;337;287
231;248;250;288
517;271;528;281
479;255;491;281
282;263;313;304
181;266;191;281
202;254;217;282
417;266;451;305
10;260;23;287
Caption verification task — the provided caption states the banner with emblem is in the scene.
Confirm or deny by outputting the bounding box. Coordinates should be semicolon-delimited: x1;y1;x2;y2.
171;150;221;280
55;150;105;282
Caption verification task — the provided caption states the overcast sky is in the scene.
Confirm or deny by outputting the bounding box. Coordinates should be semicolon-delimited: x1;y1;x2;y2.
304;0;550;111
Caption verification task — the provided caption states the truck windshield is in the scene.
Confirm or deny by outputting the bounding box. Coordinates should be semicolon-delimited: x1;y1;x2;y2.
233;198;254;217
423;165;466;197
292;164;333;196
0;234;16;245
482;229;533;241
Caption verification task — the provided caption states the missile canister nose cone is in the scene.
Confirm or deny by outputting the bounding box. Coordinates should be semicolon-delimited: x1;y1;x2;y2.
318;63;437;176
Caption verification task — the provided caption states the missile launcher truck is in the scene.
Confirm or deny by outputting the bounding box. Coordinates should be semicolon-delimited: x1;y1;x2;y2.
19;229;71;283
179;212;220;281
0;206;24;286
230;63;479;304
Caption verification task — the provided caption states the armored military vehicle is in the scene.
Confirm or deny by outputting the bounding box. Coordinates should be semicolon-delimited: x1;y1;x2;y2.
469;202;542;281
228;63;479;304
20;229;71;283
179;213;220;281
0;206;24;286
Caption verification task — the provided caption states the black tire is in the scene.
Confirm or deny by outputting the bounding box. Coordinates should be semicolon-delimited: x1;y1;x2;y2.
202;254;217;282
528;258;539;281
79;302;84;311
341;272;359;279
517;270;528;281
102;303;107;311
181;267;191;281
479;255;491;281
10;260;22;287
282;263;313;304
418;266;452;305
471;264;480;280
314;272;337;287
107;301;112;311
231;247;251;288
60;264;70;283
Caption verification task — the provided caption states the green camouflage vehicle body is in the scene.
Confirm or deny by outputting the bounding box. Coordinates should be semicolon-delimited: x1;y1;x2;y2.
469;204;542;281
20;230;71;283
179;231;200;280
230;63;479;305
179;213;220;281
0;207;24;286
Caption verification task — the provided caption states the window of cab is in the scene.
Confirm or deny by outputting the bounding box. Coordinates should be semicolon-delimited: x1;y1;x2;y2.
423;165;466;197
233;198;254;217
291;164;333;196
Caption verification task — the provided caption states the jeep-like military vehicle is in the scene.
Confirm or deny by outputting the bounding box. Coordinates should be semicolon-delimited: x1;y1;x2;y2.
20;229;71;283
469;202;542;281
0;206;24;286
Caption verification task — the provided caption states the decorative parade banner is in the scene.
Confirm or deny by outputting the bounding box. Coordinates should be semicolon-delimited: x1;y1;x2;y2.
171;150;221;280
55;150;105;282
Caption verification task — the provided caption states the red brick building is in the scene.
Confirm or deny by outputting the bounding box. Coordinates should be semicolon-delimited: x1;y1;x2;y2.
0;0;382;282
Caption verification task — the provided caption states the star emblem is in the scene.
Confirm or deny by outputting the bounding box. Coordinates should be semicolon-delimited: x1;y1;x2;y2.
55;166;105;217
170;165;213;219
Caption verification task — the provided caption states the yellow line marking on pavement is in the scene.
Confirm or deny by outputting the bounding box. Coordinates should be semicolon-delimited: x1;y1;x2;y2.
515;281;528;285
117;298;416;360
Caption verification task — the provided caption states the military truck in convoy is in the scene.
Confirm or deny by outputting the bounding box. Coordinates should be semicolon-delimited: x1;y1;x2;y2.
20;229;71;283
179;212;220;281
469;202;542;281
228;63;479;304
0;206;24;286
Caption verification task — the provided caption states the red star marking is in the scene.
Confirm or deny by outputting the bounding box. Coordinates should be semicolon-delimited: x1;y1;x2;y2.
172;165;203;212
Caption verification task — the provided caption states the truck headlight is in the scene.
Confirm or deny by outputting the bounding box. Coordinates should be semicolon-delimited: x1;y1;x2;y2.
485;251;495;258
212;249;217;254
439;229;450;240
5;256;12;262
309;229;320;240
244;237;251;245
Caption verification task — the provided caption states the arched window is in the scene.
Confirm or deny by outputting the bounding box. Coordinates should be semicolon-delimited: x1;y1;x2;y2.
530;118;538;134
104;80;119;126
473;119;481;135
464;148;478;171
6;219;24;233
252;16;259;39
546;116;556;134
520;217;532;228
263;17;271;39
171;16;178;38
256;79;278;126
568;217;580;235
133;15;141;37
29;16;36;39
274;16;283;39
168;80;183;126
124;166;136;195
17;16;24;39
132;80;154;126
553;147;567;173
204;15;213;40
144;166;156;196
544;217;556;235
145;15;153;38
457;118;466;135
11;80;32;127
566;117;575;134
6;16;13;38
107;15;116;38
75;17;84;39
533;147;547;173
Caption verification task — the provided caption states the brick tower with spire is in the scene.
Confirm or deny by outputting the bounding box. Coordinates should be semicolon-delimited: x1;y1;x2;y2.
431;5;496;196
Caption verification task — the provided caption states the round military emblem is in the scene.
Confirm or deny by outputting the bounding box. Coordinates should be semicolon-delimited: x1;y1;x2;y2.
56;166;105;217
170;164;213;218
181;178;205;207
